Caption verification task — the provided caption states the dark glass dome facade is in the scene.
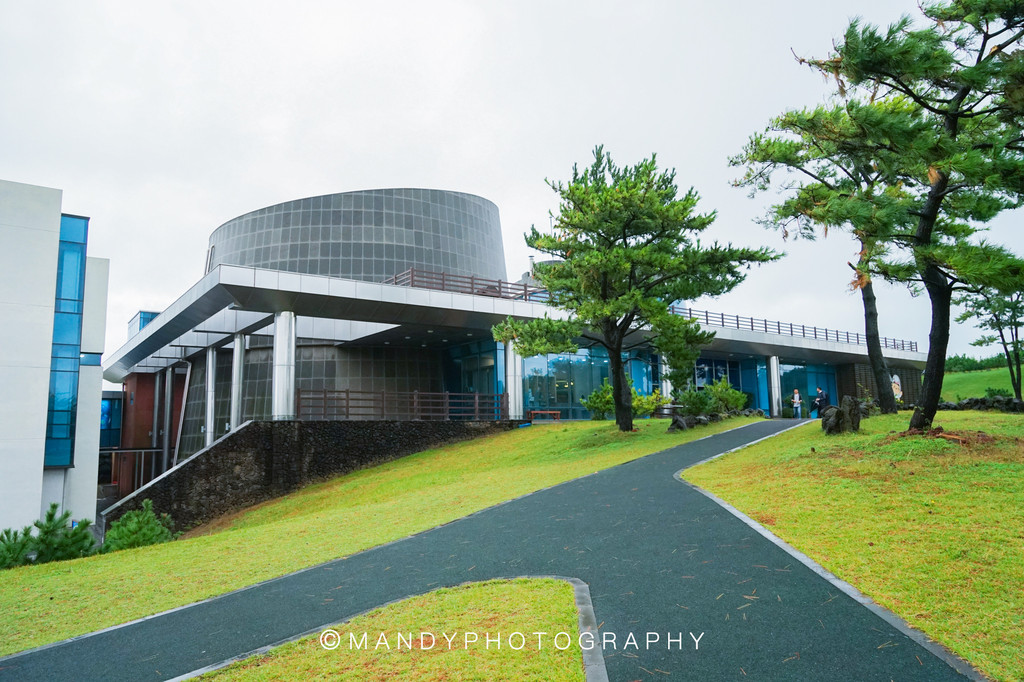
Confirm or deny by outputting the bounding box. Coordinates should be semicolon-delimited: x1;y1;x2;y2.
206;188;507;282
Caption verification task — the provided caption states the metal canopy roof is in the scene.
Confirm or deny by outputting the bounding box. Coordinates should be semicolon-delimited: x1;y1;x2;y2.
103;264;927;383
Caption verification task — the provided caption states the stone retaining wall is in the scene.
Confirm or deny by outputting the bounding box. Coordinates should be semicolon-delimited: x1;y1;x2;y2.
101;419;522;532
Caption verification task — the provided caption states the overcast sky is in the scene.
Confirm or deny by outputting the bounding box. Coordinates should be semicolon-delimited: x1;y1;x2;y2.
2;1;1021;365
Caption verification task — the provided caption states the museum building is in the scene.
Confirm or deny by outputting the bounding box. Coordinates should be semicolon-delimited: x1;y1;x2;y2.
101;188;926;489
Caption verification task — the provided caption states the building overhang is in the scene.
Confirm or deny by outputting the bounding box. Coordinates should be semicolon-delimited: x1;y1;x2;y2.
103;264;928;383
102;265;558;382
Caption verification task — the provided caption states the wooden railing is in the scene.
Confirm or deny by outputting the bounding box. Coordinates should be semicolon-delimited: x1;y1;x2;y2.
380;268;919;353
297;389;509;421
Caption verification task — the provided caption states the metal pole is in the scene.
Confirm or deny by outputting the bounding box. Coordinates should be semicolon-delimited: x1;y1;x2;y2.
152;372;162;449
230;333;245;430
162;365;173;472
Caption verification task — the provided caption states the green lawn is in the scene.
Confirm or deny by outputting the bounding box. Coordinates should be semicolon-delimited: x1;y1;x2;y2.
684;411;1024;681
941;367;1015;401
0;416;758;657
203;579;584;681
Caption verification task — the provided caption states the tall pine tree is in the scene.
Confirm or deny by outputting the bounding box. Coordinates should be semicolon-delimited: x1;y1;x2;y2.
494;147;776;431
735;2;1024;429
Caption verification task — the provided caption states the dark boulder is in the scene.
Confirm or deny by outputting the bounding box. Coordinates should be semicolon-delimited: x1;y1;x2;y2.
666;414;689;433
821;395;862;435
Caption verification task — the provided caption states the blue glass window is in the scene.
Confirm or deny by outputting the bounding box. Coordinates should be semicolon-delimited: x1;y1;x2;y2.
45;214;89;468
99;397;122;449
80;353;102;366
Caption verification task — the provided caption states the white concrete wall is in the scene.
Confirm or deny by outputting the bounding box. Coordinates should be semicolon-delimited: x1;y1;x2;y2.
0;180;62;531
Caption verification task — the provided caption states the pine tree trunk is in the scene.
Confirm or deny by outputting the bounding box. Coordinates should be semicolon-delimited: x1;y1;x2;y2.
860;277;898;414
608;348;633;432
1009;346;1022;401
998;328;1023;401
909;265;952;430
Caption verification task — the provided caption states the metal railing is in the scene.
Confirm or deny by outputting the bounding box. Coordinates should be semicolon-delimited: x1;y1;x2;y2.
382;268;548;300
101;449;164;498
380;267;918;353
297;389;509;421
666;305;918;352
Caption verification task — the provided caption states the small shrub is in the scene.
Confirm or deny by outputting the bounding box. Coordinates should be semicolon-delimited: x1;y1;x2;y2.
580;380;613;420
674;388;716;416
0;527;33;569
632;388;670;418
102;500;177;553
581;379;670;419
704;376;748;412
27;504;95;565
985;386;1012;399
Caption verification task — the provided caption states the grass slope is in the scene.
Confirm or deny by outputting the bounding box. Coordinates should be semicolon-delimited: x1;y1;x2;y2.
941;367;1015;401
684;411;1024;681
0;416;758;656
203;579;584;681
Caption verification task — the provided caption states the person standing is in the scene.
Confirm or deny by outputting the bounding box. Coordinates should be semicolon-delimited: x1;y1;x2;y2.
791;389;803;418
813;386;830;417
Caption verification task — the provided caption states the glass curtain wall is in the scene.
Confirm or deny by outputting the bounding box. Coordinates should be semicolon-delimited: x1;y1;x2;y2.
780;362;838;416
45;215;89;467
522;347;659;419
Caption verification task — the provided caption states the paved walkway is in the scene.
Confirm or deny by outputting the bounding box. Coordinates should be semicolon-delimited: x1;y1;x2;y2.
1;420;975;681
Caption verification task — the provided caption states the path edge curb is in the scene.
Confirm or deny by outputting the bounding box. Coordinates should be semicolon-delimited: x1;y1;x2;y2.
165;575;608;682
673;422;987;682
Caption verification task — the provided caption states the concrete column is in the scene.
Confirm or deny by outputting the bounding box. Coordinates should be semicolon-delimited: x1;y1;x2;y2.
660;361;673;398
151;371;162;449
505;342;523;420
162;366;173;471
272;311;296;420
768;355;782;418
205;347;217;447
230;333;245;430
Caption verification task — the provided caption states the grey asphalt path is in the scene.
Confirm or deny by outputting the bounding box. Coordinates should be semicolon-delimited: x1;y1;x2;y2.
0;420;976;681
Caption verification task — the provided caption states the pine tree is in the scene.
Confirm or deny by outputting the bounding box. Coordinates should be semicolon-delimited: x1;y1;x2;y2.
31;503;95;564
494;146;776;431
101;499;177;553
735;2;1024;429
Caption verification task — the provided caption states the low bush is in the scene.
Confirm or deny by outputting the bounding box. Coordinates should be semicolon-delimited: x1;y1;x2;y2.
579;380;613;420
580;380;671;419
674;387;716;416
674;377;749;416
632;388;670;417
102;500;178;553
985;386;1013;399
705;376;748;412
0;527;32;569
1;504;95;569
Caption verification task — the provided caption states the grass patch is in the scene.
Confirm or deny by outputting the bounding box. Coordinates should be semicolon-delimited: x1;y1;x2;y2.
941;367;1015;401
202;578;583;681
0;416;758;656
684;411;1024;681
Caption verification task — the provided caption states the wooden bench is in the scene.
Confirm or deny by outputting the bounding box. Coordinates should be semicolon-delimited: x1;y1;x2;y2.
527;410;561;421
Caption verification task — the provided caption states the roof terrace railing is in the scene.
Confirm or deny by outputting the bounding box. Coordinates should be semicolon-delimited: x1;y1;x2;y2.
380;268;919;353
381;268;548;300
667;305;918;352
